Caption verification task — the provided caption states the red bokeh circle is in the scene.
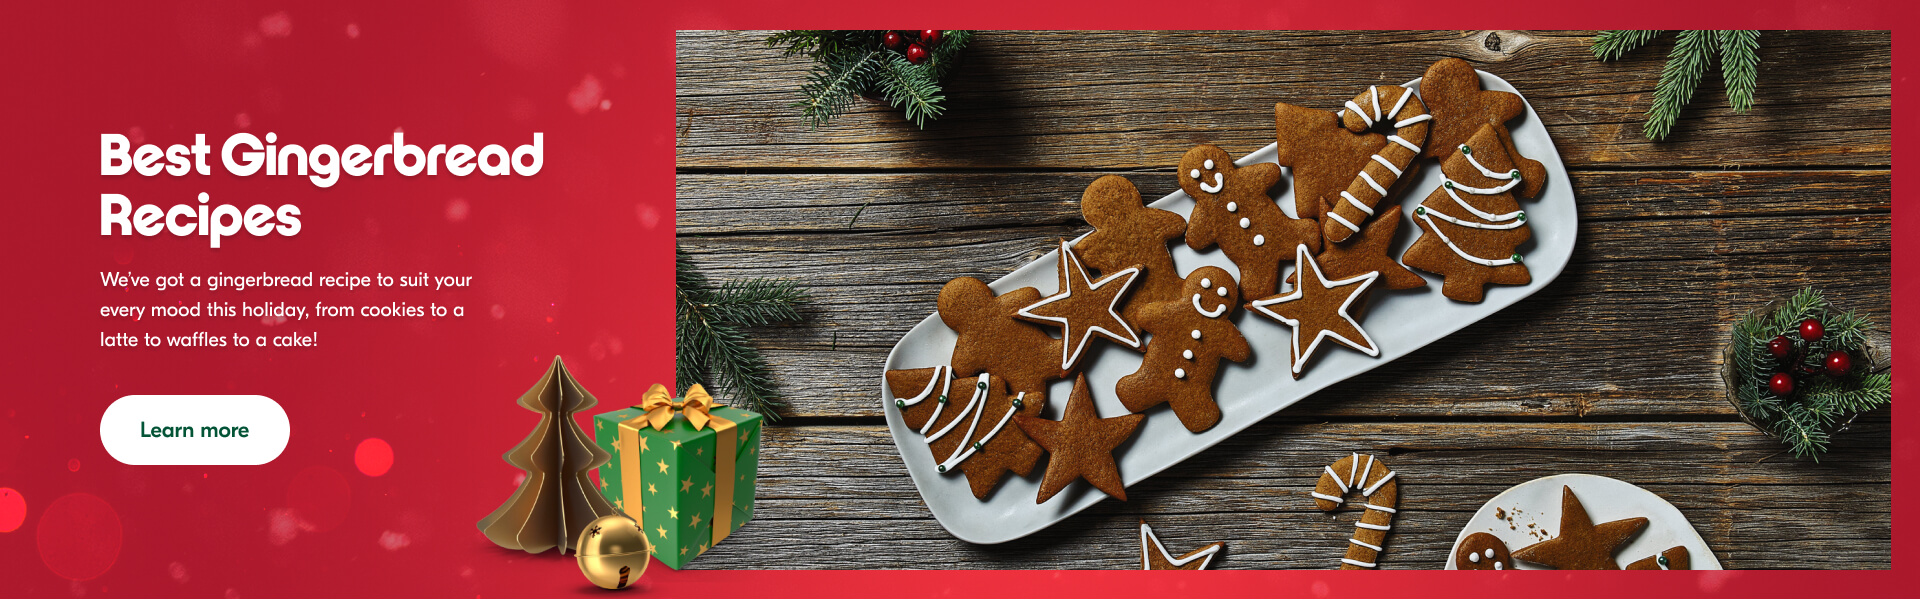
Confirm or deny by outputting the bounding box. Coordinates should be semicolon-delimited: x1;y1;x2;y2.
354;438;394;477
36;493;122;580
285;466;352;532
0;487;25;532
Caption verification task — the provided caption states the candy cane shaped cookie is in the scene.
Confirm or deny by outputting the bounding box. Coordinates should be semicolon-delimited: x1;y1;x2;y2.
1325;85;1430;244
1311;453;1399;569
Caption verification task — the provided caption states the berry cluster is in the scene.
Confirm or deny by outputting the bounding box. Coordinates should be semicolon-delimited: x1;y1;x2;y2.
1762;318;1853;396
881;30;944;64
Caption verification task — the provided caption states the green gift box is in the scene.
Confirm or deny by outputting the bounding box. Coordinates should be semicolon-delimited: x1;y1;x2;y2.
592;385;761;569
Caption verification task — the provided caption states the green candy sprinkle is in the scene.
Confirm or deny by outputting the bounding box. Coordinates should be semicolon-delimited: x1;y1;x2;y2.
1415;206;1426;216
1460;144;1472;154
1443;180;1454;189
973;441;984;450
1511;253;1525;263
895;399;906;409
938;394;948;404
1658;556;1670;567
976;382;987;390
1013;398;1024;408
1517;212;1526;221
1510;170;1521;180
936;464;947;473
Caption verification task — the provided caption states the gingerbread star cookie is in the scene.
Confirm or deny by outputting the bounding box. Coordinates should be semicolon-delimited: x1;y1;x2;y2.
1115;266;1251;433
1246;244;1380;379
1418;57;1546;199
938;277;1064;397
1511;486;1649;570
1178;144;1320;300
1015;240;1143;378
1400;124;1534;303
1454;532;1512;570
1013;373;1145;503
883;366;1046;500
1138;520;1223;570
1274;102;1393;221
1306;201;1426;290
1073;175;1187;324
1625;546;1691;570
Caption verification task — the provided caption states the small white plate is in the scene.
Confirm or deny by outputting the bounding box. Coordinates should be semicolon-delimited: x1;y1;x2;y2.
882;71;1578;544
1445;474;1723;570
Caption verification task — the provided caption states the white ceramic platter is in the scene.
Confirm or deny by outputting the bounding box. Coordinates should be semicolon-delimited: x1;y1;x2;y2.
881;71;1578;544
1444;474;1722;569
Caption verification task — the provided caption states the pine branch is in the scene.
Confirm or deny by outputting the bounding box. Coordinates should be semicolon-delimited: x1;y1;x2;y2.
1644;30;1717;141
1718;30;1761;112
1727;287;1891;459
927;30;974;80
794;49;884;128
698;279;809;327
1591;30;1663;61
876;52;947;129
676;248;809;422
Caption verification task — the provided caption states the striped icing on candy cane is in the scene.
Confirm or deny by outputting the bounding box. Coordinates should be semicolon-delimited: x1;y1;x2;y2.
1324;85;1430;244
1311;453;1400;570
1414;142;1529;267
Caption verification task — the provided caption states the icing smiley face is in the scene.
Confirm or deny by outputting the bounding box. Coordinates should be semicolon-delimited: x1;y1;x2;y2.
1189;276;1233;318
1176;146;1237;200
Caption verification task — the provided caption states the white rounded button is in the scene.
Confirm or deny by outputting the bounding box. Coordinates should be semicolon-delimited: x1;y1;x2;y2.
100;395;290;465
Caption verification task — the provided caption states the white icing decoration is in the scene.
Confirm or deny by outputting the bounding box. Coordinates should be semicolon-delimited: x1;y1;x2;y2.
1446;176;1520;195
1394;113;1432;128
1253;234;1265;246
1494;562;1503;570
935;392;1023;472
1460;144;1517;180
1363;503;1396;514
1341;558;1377;568
1203;159;1214;169
1352;539;1383;552
1226;202;1237;212
1200;172;1224;194
1387;135;1419;153
1444;186;1525;222
1215;286;1228;297
1182;349;1194;360
1016;241;1144;371
1324;464;1349;492
1423;206;1525;230
1370;86;1381;122
1200;277;1212;288
1385;85;1412;121
1359;170;1386;196
1190;330;1202;340
1188;168;1200;179
1327;211;1361;233
1344;100;1373;126
897;365;949;409
1469;551;1481;563
1363;470;1397;496
1191;293;1227;318
1355;522;1391;531
917;368;958;436
1417;210;1520;267
1238;217;1251;229
1342;191;1374;216
1370;154;1403;177
1174;368;1186;379
1357;455;1375;490
924;372;989;444
1140;522;1219;570
1311;491;1343;502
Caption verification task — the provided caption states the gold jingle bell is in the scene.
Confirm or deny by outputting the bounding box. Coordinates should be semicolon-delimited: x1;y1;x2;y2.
576;514;650;589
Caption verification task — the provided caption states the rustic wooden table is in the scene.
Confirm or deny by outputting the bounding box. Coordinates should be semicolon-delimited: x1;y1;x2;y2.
675;30;1891;570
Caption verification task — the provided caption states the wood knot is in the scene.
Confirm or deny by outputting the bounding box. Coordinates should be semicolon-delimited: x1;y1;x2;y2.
1462;31;1537;62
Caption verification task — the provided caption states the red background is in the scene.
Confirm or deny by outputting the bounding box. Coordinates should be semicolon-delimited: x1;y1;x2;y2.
1;0;1913;597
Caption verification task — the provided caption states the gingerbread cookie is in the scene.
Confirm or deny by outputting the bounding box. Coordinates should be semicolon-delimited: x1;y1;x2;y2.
1015;240;1143;378
1014;373;1145;503
1322;85;1431;243
884;366;1046;500
1139;520;1223;570
1247;244;1380;379
1625;546;1691;570
1312;453;1399;570
1114;266;1251;433
1400;124;1534;303
1455;532;1511;570
938;277;1064;396
1178;144;1320;300
1418;57;1546;199
1274;102;1393;221
1511;486;1649;570
1073;175;1188;324
1305;202;1426;290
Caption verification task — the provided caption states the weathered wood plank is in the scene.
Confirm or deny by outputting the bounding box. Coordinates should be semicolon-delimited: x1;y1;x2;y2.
676;170;1892;235
677;30;1891;170
684;419;1890;569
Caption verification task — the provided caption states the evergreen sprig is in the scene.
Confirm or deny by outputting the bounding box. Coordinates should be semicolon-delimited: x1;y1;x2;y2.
766;30;973;129
1592;30;1762;141
1728;287;1891;459
676;247;809;422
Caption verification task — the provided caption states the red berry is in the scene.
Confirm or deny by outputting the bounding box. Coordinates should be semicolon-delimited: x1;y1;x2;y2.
919;30;943;46
1825;351;1852;376
882;31;905;50
905;43;928;64
1799;318;1824;342
1768;372;1795;396
1766;336;1793;359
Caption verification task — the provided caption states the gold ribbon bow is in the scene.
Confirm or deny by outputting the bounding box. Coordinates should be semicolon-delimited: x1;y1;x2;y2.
640;383;721;431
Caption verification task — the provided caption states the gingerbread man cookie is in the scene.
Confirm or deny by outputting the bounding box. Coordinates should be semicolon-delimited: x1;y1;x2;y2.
1400;124;1534;303
884;367;1046;499
1115;266;1251;433
1322;85;1431;244
937;277;1063;396
1073;175;1188;324
1178;144;1320;300
1418;57;1546;199
1455;532;1511;570
1274;101;1396;221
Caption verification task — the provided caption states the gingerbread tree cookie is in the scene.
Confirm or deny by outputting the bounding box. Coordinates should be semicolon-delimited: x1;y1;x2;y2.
1013;372;1144;504
1400;124;1535;303
1511;486;1649;570
1247;244;1380;379
1115;266;1250;433
1178;144;1320;300
1418;57;1546;199
938;277;1064;396
1073;175;1187;324
1015;240;1143;378
1274;101;1393;221
1625;546;1691;570
1322;85;1431;244
884;366;1046;500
